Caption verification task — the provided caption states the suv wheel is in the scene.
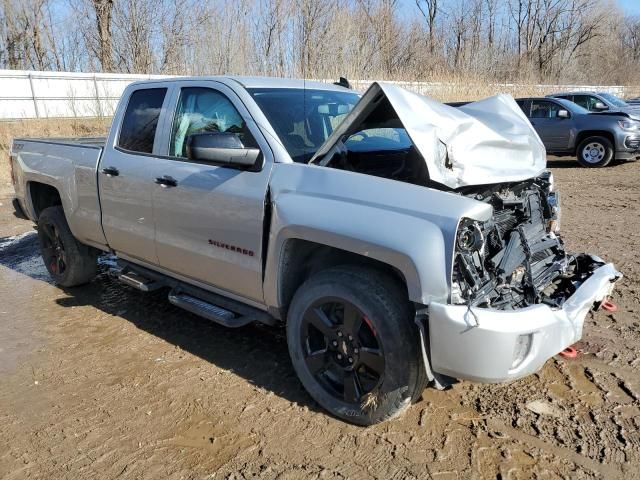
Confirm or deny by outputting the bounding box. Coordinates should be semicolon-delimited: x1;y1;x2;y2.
37;206;98;287
576;136;614;167
286;266;427;425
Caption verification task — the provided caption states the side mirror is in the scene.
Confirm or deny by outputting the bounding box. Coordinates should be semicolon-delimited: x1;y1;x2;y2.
558;109;570;119
594;101;608;110
185;132;261;168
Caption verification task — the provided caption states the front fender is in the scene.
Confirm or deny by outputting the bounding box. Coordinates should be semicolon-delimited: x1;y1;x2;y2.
263;163;492;308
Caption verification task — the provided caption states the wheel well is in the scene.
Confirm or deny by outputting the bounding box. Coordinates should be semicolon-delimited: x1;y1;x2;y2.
277;239;408;319
28;182;62;219
574;131;614;154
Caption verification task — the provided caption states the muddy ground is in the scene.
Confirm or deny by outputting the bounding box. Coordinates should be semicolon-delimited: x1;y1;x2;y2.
0;157;639;479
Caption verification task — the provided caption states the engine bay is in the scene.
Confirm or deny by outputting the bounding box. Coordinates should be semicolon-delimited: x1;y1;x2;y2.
452;173;604;310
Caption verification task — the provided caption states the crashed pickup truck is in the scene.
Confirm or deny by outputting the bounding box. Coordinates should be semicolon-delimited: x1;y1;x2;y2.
10;77;620;425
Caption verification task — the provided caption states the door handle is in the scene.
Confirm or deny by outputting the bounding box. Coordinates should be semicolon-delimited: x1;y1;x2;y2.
101;166;119;177
154;175;178;188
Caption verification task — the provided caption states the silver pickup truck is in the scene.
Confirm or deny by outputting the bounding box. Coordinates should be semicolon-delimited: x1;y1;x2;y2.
10;77;620;425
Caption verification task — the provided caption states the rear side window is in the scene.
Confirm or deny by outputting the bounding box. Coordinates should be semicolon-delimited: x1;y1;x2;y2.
118;88;167;154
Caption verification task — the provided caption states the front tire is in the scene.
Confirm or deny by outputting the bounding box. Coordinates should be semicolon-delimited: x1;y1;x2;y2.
286;266;427;425
576;136;613;167
37;206;97;287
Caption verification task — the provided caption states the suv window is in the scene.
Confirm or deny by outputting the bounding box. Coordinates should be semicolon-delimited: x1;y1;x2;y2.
170;87;256;158
573;95;600;111
118;88;167;154
530;100;562;119
515;99;528;114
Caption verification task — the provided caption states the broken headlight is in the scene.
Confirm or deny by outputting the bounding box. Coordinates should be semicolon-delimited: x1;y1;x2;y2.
451;218;489;304
457;219;485;254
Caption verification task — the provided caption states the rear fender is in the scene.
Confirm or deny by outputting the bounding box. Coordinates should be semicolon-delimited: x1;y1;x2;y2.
13;140;107;248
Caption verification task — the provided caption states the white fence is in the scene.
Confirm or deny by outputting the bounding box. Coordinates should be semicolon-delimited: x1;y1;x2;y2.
0;70;170;119
0;69;632;120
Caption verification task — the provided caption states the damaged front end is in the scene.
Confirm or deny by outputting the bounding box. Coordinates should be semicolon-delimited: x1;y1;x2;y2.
428;171;621;383
451;172;604;311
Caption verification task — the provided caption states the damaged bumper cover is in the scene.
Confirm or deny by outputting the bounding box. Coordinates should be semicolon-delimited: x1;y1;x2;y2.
428;256;621;383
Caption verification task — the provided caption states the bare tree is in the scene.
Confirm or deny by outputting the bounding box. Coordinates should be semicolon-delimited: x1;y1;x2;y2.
92;0;114;72
2;0;640;86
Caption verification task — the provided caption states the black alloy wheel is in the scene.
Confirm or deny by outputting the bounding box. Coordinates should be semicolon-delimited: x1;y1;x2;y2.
300;298;384;404
40;221;67;276
287;266;427;425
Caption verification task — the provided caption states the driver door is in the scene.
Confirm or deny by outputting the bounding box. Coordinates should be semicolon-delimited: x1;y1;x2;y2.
149;81;274;304
528;100;571;151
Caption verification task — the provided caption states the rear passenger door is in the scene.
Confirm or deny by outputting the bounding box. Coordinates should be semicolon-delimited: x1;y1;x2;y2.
99;84;173;264
149;80;274;304
528;100;571;151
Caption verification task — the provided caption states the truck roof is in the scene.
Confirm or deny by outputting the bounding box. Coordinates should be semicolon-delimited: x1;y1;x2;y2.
127;75;351;92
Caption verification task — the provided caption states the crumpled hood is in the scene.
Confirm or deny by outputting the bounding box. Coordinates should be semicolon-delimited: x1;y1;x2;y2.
311;82;546;189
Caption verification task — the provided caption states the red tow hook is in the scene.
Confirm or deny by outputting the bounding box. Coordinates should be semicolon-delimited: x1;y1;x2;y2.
601;300;618;312
559;346;578;359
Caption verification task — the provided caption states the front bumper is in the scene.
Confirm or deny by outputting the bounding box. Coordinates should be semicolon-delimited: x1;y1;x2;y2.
428;259;621;383
615;135;640;160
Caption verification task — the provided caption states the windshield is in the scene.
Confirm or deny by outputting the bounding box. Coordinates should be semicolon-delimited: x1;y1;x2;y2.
600;93;629;108
249;88;360;163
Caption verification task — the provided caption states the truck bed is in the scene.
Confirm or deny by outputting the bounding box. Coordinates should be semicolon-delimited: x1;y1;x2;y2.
11;136;108;250
16;136;107;149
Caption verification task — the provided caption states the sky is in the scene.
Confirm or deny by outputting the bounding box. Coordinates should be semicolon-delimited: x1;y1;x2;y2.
618;0;640;14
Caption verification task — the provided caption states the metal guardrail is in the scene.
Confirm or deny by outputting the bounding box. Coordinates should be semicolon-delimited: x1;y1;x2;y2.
0;69;634;120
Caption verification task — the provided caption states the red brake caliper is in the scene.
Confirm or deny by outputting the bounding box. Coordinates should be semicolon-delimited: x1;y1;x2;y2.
363;316;376;337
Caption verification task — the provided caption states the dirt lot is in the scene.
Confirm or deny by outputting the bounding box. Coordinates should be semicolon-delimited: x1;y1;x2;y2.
1;156;639;479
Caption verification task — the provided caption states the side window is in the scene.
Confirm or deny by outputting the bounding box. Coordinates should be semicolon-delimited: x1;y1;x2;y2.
515;100;528;115
573;95;598;111
530;100;562;119
118;88;167;154
170;87;256;158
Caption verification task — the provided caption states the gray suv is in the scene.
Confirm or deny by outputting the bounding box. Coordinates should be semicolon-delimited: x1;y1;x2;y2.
547;91;640;119
516;97;640;167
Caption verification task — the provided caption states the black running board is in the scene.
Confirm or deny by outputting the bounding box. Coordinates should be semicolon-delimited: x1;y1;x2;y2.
118;271;162;292
168;290;252;327
168;288;273;328
110;259;276;327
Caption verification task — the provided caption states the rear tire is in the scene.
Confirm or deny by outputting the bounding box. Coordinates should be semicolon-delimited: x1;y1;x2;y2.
286;266;427;425
37;206;97;287
576;136;613;167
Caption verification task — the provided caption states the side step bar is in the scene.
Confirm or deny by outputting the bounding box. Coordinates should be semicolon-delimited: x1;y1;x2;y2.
168;291;253;328
118;271;162;292
109;259;276;328
168;288;274;328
